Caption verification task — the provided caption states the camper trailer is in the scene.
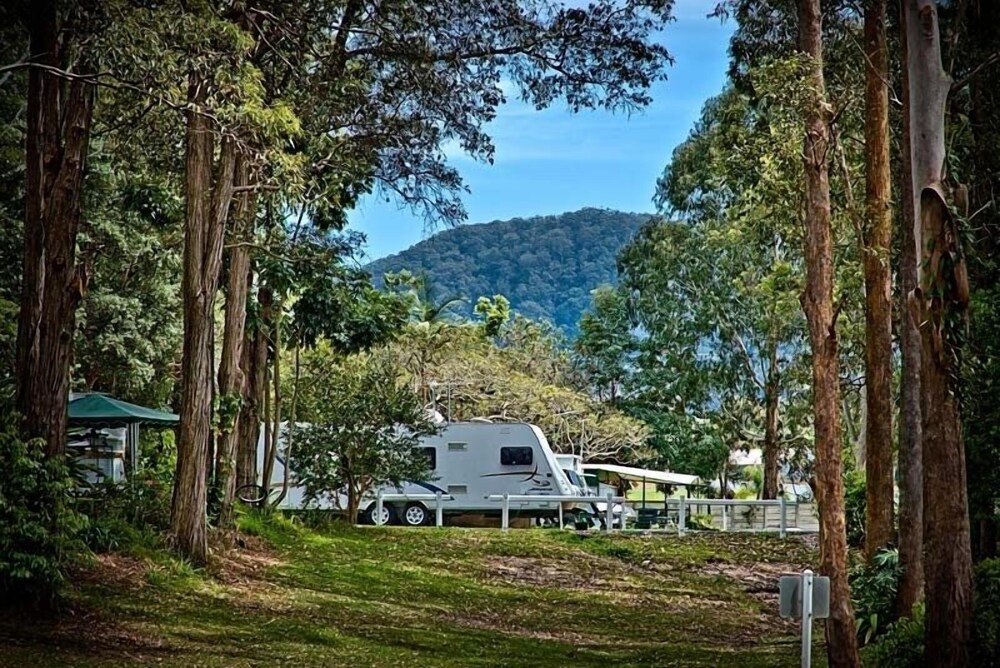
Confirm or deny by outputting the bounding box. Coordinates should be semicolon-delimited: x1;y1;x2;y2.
260;421;588;526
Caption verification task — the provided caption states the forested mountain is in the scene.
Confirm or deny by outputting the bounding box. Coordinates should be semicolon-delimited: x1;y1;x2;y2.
366;208;648;334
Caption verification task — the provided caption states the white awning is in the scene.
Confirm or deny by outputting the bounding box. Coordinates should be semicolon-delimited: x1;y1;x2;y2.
582;463;701;487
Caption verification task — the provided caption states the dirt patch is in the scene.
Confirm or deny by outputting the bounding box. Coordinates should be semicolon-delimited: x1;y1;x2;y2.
483;555;616;590
210;535;285;586
72;552;151;591
439;609;604;645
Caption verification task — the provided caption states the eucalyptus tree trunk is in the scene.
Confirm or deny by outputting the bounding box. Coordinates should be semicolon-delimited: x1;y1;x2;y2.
762;342;781;500
171;69;238;564
260;300;282;506
861;0;895;562
215;159;255;529
904;2;974;661
796;1;860;665
896;0;923;617
16;0;94;457
234;286;271;497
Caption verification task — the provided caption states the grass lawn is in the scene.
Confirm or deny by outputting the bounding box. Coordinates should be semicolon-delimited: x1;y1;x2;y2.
0;515;824;667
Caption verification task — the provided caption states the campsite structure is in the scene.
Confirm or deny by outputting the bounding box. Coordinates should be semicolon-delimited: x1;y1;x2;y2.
262;421;588;526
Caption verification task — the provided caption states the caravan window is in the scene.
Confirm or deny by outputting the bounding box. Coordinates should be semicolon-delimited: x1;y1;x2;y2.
500;446;533;466
420;447;437;471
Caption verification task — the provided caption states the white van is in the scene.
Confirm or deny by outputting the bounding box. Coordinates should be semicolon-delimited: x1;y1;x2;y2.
260;421;584;526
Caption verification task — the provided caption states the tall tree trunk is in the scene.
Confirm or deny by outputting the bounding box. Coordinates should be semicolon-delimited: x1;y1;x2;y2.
16;0;94;457
904;1;974;663
171;69;238;563
260;303;282;506
215;159;255;529
762;343;781;500
796;1;860;666
862;0;895;562
896;0;923;617
234;286;270;498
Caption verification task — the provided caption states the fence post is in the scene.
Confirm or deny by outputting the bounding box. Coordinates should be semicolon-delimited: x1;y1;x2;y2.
605;492;614;533
375;491;384;527
558;503;564;530
620;501;628;531
779;496;787;538
678;497;687;536
721;502;728;532
501;493;510;532
801;569;814;668
436;491;444;527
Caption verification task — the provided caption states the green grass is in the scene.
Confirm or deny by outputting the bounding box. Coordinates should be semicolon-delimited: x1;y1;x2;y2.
0;514;824;667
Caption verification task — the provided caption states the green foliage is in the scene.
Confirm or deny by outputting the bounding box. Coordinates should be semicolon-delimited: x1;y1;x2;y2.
687;513;716;531
844;469;867;549
575;285;634;403
293;350;438;515
474;294;511;338
0;411;86;608
867;559;1000;665
389;315;650;463
80;471;174;554
369;209;649;335
862;604;926;668
975;558;1000;664
851;548;901;645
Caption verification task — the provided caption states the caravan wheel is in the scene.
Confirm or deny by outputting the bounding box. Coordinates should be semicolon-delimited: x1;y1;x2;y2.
362;504;396;526
402;503;429;527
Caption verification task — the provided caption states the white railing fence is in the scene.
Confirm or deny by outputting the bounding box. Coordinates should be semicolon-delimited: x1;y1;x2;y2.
651;497;791;538
485;492;626;533
371;490;815;537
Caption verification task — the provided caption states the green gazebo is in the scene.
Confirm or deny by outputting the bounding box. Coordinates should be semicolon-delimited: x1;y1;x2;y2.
68;393;178;479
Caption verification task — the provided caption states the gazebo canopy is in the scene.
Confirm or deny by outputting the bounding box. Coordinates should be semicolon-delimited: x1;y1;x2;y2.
68;393;178;428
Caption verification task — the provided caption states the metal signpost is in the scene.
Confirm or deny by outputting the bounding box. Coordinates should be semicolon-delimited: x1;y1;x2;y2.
779;569;830;668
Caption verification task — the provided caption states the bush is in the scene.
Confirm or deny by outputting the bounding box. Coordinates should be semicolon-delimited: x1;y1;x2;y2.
975;558;1000;664
860;558;1000;666
79;470;173;554
0;411;87;609
844;469;866;548
863;603;925;668
851;547;901;645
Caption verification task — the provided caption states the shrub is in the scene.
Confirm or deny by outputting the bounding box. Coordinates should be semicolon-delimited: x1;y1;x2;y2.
687;513;715;531
863;603;925;668
78;470;173;554
851;547;901;645
844;469;866;548
0;411;87;609
975;558;1000;664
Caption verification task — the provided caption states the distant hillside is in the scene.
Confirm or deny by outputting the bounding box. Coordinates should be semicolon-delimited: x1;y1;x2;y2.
366;208;649;335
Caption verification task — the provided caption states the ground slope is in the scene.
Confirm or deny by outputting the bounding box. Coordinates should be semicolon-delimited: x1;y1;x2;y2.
366;208;649;335
0;517;822;667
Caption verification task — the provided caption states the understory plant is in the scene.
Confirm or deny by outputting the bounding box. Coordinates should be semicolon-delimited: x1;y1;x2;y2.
0;410;86;608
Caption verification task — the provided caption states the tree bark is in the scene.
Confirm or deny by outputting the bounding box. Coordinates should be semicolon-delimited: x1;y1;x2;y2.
896;0;923;617
796;1;860;666
171;69;238;564
235;286;270;497
16;0;95;457
260;303;282;506
861;0;895;562
215;158;255;529
762;343;781;500
904;1;974;663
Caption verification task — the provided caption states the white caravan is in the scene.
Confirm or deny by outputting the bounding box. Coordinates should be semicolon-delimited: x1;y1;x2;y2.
259;421;593;526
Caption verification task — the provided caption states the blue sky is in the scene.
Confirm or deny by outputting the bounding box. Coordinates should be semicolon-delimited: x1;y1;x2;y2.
348;3;735;261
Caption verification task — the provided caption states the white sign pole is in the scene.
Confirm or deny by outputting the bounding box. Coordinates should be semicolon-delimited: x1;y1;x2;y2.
800;569;814;668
